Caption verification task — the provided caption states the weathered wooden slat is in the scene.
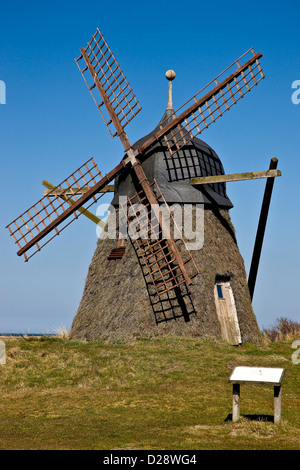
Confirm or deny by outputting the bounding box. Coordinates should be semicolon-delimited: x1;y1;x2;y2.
42;180;105;228
42;184;114;196
190;169;281;186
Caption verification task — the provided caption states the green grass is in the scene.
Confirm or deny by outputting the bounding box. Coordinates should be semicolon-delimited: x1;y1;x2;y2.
0;335;299;449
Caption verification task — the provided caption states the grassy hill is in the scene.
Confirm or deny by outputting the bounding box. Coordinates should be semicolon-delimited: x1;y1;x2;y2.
0;335;299;450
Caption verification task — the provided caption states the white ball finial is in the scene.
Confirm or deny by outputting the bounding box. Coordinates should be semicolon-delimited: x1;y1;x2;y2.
166;70;175;110
165;70;176;81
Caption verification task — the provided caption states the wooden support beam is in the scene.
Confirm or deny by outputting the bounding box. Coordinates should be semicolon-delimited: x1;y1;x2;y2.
190;169;281;186
248;158;279;301
42;180;105;229
43;184;114;196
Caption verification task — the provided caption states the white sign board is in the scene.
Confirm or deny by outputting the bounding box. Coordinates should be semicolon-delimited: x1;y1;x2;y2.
229;366;284;385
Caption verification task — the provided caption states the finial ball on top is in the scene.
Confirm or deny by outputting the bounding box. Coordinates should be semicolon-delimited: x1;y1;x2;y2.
165;70;176;81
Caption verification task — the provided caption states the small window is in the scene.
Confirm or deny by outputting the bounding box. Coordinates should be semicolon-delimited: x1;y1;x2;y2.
216;284;223;299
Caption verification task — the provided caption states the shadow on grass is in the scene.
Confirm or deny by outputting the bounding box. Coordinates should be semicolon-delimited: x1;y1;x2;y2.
225;414;274;423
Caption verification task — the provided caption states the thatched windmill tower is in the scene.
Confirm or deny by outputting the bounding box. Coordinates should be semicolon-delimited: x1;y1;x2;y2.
70;67;261;344
7;29;280;344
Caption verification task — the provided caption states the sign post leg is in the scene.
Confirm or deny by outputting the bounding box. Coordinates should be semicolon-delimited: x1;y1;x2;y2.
232;383;240;423
274;385;282;425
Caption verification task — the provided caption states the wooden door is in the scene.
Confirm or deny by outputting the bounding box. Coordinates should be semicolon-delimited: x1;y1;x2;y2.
214;281;242;345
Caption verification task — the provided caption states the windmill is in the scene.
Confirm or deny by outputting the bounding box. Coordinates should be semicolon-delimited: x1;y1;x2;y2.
6;28;281;344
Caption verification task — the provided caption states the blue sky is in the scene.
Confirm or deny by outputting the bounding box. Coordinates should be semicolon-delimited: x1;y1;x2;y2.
1;0;299;333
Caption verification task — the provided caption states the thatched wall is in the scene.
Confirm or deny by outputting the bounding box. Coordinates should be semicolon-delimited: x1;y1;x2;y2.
70;208;261;343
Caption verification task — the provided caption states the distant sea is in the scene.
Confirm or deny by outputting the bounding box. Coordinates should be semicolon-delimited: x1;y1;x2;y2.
0;333;56;336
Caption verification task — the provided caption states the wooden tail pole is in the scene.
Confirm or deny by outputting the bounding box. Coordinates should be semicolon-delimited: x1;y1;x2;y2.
248;157;278;301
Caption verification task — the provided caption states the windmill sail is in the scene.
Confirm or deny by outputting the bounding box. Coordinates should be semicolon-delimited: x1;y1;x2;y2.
138;48;264;157
119;179;199;296
6;158;123;261
76;28;141;147
75;23;197;291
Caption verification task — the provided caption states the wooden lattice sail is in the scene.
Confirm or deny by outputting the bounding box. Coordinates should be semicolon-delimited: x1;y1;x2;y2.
138;48;264;157
75;28;142;140
119;180;199;297
6;158;112;261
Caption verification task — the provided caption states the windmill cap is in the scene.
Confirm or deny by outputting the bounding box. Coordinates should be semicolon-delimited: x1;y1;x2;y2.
165;70;176;80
